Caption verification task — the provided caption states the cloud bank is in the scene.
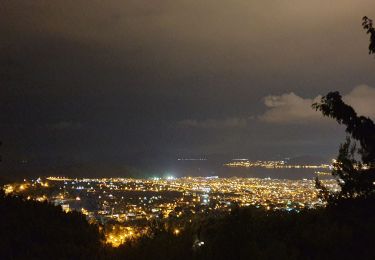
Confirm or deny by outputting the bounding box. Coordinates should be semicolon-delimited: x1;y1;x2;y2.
343;85;375;119
259;85;375;123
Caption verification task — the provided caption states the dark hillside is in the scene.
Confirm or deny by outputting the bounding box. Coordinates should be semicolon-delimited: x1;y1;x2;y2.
0;192;104;259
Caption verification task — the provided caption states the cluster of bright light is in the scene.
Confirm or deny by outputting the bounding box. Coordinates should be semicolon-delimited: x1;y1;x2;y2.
4;185;14;194
105;226;145;247
46;177;73;181
224;159;333;169
3;183;31;194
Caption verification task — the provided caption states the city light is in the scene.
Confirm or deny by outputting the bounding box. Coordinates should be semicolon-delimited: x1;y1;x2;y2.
4;175;339;247
224;159;333;169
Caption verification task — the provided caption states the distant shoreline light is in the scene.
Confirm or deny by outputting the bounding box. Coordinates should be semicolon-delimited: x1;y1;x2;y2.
177;158;208;161
224;159;333;170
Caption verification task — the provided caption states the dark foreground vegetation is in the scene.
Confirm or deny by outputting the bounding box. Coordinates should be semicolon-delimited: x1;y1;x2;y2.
117;199;375;260
0;191;105;259
2;192;375;260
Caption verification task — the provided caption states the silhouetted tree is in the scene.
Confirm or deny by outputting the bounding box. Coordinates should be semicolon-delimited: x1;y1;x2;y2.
315;176;330;201
115;205;375;259
362;16;375;55
313;92;375;199
0;194;105;258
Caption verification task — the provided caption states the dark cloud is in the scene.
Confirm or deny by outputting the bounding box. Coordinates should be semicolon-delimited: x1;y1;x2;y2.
47;121;83;131
178;118;248;129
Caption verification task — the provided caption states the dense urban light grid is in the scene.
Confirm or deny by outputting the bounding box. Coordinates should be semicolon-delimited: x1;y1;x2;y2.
5;176;339;246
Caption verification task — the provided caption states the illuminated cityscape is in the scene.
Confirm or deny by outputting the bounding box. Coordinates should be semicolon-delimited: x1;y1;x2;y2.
1;1;375;258
4;176;339;247
224;159;333;169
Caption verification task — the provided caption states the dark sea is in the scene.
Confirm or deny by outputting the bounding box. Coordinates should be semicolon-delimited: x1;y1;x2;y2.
162;162;328;180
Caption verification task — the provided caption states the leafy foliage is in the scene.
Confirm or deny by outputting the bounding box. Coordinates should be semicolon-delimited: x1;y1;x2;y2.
313;92;375;199
362;16;375;55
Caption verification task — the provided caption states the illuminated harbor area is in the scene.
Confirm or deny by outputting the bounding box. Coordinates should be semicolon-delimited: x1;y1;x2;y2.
4;176;339;246
224;159;333;169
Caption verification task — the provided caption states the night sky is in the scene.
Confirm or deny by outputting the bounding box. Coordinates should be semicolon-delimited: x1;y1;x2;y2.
1;1;375;177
